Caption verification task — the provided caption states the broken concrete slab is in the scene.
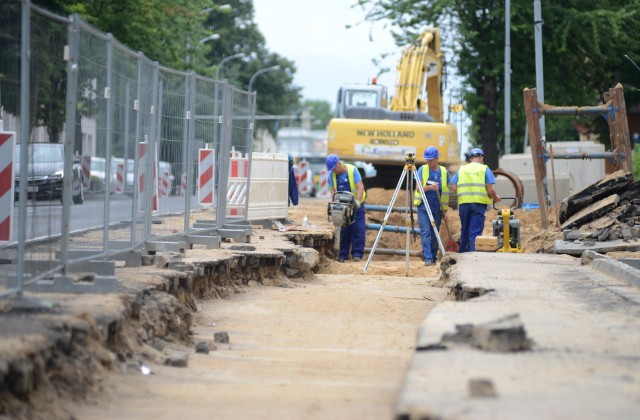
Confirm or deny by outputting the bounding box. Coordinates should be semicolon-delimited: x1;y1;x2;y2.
559;170;633;223
555;238;640;256
561;194;620;230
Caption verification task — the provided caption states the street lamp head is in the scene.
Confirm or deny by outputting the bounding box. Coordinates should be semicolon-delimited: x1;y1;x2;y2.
248;65;281;93
215;53;248;80
200;4;232;15
198;33;220;44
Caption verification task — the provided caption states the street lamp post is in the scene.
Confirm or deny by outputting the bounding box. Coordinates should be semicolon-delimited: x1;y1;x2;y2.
213;53;246;146
247;65;280;150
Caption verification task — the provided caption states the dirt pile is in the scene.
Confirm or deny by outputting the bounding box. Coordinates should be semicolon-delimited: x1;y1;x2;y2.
291;188;561;256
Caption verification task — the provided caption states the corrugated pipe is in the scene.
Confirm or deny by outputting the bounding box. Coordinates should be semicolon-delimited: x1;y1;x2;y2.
364;204;413;213
364;247;421;256
367;223;420;234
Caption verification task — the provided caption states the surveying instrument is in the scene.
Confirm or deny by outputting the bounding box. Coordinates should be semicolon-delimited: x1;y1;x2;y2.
363;153;446;275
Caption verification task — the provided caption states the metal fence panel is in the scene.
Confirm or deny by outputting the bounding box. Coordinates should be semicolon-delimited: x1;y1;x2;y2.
0;3;261;295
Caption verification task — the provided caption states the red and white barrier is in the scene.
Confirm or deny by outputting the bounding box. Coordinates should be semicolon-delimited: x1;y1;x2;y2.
296;159;312;195
0;132;15;244
115;162;125;195
137;142;158;212
198;148;215;206
159;168;171;198
227;151;249;217
80;155;91;189
317;169;331;198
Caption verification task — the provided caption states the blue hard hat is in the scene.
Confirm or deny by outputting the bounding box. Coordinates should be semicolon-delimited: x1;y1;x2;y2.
326;154;339;172
470;148;484;157
423;146;439;160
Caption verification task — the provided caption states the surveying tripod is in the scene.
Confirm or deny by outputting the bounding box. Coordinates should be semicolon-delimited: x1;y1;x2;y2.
363;153;446;275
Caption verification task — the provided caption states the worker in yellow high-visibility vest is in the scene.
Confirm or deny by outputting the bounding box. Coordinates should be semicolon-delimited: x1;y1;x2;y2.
413;146;451;265
326;154;367;262
451;148;501;252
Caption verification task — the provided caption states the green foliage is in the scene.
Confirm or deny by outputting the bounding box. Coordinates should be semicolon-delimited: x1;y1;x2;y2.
358;0;640;168
302;99;333;130
12;0;303;145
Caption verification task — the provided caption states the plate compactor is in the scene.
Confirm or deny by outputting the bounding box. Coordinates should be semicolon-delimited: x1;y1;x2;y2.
475;197;523;253
327;191;358;252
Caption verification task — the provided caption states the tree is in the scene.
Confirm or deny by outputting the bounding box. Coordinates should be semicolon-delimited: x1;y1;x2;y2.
200;0;302;135
302;99;333;130
358;0;640;168
0;1;69;143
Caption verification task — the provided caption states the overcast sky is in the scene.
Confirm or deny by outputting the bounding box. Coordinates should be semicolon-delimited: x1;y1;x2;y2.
253;0;399;106
253;0;470;155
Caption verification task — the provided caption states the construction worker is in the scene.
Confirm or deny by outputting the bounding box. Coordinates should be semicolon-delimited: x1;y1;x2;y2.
451;148;501;253
326;154;367;262
414;146;451;265
288;154;298;206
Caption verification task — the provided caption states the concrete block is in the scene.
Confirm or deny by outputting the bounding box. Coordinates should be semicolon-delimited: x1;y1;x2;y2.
187;235;220;249
144;241;186;254
471;314;532;352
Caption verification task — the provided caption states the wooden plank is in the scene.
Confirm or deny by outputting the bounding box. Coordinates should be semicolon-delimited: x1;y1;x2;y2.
610;83;633;173
523;88;548;229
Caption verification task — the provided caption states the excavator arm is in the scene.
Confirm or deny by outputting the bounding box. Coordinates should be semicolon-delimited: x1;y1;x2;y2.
390;28;443;122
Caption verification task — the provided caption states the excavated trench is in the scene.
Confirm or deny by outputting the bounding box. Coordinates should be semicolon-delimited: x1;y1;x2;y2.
0;230;334;419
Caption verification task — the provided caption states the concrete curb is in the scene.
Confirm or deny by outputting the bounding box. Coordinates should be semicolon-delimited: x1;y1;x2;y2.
592;258;640;289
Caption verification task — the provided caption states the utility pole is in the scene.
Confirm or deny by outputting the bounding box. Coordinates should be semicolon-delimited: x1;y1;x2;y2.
504;0;511;154
534;0;545;141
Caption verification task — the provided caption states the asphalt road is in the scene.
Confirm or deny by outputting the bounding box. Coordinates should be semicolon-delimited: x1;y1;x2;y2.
9;192;200;243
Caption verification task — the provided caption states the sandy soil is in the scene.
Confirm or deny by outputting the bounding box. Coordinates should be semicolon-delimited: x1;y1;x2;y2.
69;266;447;419
38;190;639;418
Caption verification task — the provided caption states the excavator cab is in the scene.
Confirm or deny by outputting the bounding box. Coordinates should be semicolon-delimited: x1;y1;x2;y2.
335;83;388;118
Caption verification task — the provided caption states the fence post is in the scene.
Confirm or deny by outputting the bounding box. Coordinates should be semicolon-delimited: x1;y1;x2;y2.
216;82;232;229
102;33;114;253
183;72;195;231
244;91;257;218
144;63;160;241
59;13;80;274
131;53;144;245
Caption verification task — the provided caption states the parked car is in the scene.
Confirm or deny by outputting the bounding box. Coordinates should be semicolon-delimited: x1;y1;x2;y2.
89;156;117;194
14;143;84;204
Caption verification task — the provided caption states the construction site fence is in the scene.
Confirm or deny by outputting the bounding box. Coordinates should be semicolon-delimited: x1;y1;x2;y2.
0;2;290;298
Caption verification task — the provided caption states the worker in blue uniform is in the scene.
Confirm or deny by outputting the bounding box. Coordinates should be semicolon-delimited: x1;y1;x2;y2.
413;146;451;265
326;154;367;262
451;148;501;252
288;154;298;206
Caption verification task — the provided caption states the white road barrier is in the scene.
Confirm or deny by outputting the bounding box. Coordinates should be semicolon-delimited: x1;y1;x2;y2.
247;152;288;221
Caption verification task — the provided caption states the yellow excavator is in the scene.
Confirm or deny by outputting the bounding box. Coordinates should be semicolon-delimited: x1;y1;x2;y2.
327;28;460;189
